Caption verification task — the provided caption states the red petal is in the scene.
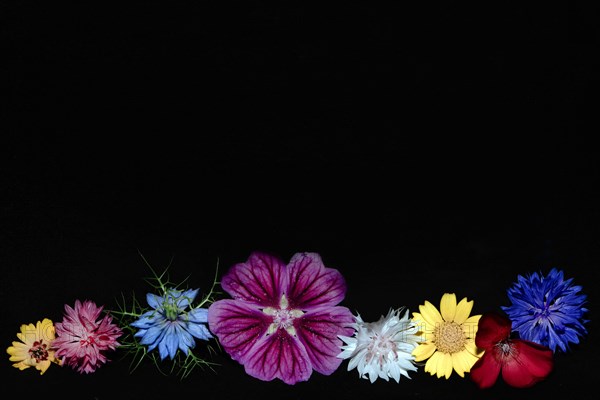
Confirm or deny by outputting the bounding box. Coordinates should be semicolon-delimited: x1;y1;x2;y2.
470;353;502;389
475;312;512;350
501;340;554;388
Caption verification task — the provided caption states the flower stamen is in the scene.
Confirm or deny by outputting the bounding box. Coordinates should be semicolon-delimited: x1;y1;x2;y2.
28;340;49;363
263;294;304;336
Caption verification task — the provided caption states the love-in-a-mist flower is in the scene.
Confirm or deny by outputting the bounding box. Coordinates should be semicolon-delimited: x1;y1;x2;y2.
208;251;355;385
7;318;61;375
53;300;123;374
337;308;422;383
502;268;588;352
470;311;554;389
411;293;482;379
131;288;213;360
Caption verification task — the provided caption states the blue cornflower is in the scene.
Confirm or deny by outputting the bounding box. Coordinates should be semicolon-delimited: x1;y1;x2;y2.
131;288;213;360
502;268;588;352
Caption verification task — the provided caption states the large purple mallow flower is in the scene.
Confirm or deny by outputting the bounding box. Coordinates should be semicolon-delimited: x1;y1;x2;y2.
208;251;355;384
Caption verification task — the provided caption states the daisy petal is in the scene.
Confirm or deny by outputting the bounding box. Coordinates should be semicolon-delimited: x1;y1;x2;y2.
220;252;288;307
462;315;482;339
451;352;466;377
455;348;481;373
286;252;347;309
412;342;436;362
424;351;441;375
454;297;474;325
440;293;457;322
419;301;443;327
464;338;484;358
440;352;453;379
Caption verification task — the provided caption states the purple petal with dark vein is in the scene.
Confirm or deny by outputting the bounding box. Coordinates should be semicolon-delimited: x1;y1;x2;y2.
207;299;271;362
221;251;288;307
241;330;312;384
286;252;347;309
296;305;355;375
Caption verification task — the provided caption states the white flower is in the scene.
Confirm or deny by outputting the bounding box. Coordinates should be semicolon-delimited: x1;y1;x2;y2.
337;308;422;383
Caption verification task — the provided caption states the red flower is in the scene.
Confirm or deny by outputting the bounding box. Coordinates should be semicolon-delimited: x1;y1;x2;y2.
470;311;554;389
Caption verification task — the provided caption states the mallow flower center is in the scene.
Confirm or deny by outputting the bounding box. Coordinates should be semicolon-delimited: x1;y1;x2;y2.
434;322;465;354
263;294;304;336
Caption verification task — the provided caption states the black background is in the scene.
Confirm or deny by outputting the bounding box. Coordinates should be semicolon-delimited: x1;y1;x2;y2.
2;2;599;399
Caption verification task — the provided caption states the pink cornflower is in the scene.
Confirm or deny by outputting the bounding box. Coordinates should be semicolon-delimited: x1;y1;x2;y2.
53;299;123;374
208;251;355;384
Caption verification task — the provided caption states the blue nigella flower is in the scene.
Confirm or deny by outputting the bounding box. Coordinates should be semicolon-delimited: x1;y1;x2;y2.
131;288;213;360
501;268;589;352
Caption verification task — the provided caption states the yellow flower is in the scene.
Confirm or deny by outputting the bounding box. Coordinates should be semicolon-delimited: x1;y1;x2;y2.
411;293;483;379
7;318;61;375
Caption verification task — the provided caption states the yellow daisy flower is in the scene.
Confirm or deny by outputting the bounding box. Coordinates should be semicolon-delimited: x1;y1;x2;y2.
411;293;483;379
7;318;61;375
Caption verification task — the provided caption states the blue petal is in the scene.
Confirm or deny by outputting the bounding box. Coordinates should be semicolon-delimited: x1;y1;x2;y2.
187;307;209;323
177;326;196;354
133;328;147;339
147;293;164;310
176;289;199;309
139;324;167;348
158;325;179;360
186;321;213;340
130;311;161;329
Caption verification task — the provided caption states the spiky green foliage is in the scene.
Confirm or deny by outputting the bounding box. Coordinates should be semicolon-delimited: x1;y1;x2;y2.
110;252;221;379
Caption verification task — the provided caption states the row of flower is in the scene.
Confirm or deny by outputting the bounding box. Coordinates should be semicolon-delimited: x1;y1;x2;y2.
8;251;589;389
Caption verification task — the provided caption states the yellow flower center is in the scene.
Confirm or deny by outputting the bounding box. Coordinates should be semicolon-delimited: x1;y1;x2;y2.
434;322;465;354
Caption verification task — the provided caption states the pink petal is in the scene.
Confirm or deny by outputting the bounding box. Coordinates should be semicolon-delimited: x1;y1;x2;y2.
221;252;288;307
502;340;554;388
242;330;312;384
470;353;502;389
286;252;347;309
296;305;355;375
207;299;271;362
